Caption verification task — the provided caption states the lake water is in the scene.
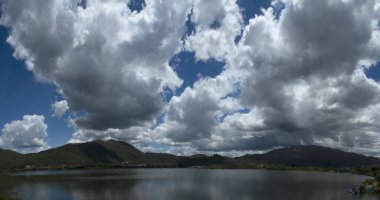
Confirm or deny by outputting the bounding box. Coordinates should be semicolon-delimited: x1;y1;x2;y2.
0;169;378;200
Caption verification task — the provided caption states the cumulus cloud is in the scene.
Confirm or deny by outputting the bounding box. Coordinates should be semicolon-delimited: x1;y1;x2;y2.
0;115;49;153
0;0;192;131
69;126;151;144
154;69;239;142
185;0;243;61
2;0;380;156
230;0;380;153
52;100;69;118
154;0;380;156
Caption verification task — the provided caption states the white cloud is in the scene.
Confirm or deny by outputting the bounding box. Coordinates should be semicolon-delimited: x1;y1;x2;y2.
52;100;69;118
0;0;192;130
152;0;380;156
69;126;152;144
1;0;380;156
0;115;49;153
229;0;380;154
185;0;243;61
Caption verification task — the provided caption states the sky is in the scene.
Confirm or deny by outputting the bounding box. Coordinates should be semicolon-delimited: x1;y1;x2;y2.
0;0;380;156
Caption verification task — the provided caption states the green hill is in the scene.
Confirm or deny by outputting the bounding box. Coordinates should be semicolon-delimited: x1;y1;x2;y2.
24;140;153;168
0;149;24;170
1;141;379;171
237;145;380;168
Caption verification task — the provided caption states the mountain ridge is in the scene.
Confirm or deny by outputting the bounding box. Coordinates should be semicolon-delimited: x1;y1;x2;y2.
237;145;380;168
0;140;379;171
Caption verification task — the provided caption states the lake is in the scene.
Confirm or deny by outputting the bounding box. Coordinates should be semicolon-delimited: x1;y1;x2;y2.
0;169;378;200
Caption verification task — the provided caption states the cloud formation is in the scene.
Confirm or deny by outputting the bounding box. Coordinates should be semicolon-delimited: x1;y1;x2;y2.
0;115;49;153
52;100;69;118
231;0;380;154
1;0;380;156
156;0;380;155
185;0;243;61
0;0;191;130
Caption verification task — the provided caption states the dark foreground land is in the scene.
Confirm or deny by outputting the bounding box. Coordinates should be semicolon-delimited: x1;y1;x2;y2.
1;140;380;196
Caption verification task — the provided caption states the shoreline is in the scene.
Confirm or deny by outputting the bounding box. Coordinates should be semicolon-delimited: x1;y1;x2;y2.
0;167;377;200
2;163;376;176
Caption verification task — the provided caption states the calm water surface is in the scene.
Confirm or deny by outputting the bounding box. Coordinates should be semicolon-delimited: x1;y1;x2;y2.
0;169;379;200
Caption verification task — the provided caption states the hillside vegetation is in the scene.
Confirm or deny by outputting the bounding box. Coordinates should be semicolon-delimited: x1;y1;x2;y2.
1;140;379;172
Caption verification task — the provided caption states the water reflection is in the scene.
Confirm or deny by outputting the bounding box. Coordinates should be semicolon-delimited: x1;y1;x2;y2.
0;169;379;200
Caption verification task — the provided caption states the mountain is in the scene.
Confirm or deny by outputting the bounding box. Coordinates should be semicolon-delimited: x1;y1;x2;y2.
0;141;379;171
27;140;147;167
178;154;232;167
0;148;24;169
238;145;380;168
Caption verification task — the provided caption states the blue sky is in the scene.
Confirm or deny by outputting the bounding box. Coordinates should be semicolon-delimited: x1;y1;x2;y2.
1;0;380;156
0;27;73;147
366;64;380;81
